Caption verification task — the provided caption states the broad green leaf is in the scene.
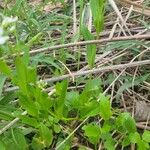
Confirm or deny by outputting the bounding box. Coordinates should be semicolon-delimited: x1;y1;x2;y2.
79;101;100;118
99;94;112;120
84;78;102;93
142;130;150;143
33;87;52;111
104;136;116;150
124;114;136;133
122;136;131;147
53;124;61;133
80;78;102;104
66;91;79;109
90;0;105;36
11;128;27;150
82;123;101;145
0;74;6;98
0;59;12;76
19;94;38;117
0;140;6;150
39;123;53;147
129;132;141;144
31;137;45;150
116;112;136;133
137;140;147;150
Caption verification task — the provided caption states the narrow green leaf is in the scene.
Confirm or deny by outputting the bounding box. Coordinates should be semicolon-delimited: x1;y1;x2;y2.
80;25;96;68
14;57;28;94
27;32;42;47
90;0;105;36
55;80;68;117
11;128;27;150
0;141;6;150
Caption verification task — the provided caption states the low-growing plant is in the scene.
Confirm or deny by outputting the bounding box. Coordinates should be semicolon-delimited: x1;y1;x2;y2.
0;1;150;150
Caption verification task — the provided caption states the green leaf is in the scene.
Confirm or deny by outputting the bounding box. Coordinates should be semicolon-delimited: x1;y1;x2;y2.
82;123;101;145
84;78;102;94
66;91;79;109
27;32;42;47
129;132;141;144
80;78;102;104
99;94;112;120
14;57;28;94
124;114;136;133
116;112;136;133
53;124;61;133
0;74;6;98
20;116;39;127
90;0;105;36
27;67;37;84
0;141;6;150
116;74;149;99
39;123;53;147
80;25;96;68
19;94;38;117
142;130;150;143
31;53;61;71
122;136;131;147
0;59;12;76
55;80;68;117
137;140;147;150
11;128;27;150
104;136;116;150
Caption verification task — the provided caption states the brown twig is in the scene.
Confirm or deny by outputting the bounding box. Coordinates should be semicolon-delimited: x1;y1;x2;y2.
29;34;150;55
4;59;150;92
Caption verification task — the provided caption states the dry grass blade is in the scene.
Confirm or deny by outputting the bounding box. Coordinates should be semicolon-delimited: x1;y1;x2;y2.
116;0;150;16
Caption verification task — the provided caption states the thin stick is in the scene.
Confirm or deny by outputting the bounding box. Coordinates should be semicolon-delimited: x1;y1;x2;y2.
55;117;88;149
44;59;150;83
29;34;150;55
4;59;150;92
0;111;27;135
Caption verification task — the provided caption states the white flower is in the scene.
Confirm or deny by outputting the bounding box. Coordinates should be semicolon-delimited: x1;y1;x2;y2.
0;36;9;45
0;27;4;36
37;80;47;90
2;16;18;27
